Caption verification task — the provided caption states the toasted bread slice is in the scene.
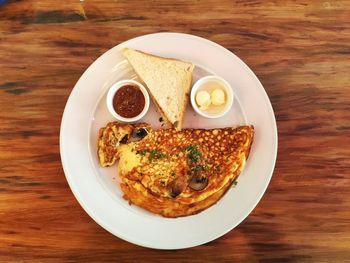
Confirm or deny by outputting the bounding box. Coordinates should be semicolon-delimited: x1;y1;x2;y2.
122;48;194;130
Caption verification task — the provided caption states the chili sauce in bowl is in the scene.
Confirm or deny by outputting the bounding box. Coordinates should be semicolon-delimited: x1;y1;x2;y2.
106;80;150;122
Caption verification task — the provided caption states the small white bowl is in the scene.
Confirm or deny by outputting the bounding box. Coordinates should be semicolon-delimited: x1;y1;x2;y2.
190;75;234;118
106;79;150;123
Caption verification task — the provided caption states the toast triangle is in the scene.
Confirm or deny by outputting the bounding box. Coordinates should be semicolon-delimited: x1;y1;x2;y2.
122;48;194;130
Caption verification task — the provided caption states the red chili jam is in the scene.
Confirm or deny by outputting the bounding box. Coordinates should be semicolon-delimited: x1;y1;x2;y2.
113;85;145;118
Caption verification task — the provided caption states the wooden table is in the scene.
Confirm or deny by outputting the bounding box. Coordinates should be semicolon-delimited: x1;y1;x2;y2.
1;0;349;262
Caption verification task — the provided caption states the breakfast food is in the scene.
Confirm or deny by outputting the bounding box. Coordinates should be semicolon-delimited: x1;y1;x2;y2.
98;122;133;167
122;48;194;130
98;122;151;167
211;88;226;106
195;88;226;110
97;122;254;217
195;90;211;110
98;50;253;217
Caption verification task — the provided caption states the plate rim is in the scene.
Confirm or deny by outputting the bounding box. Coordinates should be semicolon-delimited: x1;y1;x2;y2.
60;32;278;249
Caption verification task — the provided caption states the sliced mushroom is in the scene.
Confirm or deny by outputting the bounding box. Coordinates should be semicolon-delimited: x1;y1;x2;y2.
188;174;208;191
119;134;129;144
168;176;188;198
131;127;149;141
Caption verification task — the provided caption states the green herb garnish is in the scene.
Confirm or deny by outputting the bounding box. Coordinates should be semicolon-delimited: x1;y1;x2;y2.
148;149;166;161
186;144;202;163
136;149;149;156
192;164;208;172
231;181;238;188
136;149;166;161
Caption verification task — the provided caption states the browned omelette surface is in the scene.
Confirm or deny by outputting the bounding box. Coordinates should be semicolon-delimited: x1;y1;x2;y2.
98;122;254;217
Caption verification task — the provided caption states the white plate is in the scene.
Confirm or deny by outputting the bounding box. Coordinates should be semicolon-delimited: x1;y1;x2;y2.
60;32;278;249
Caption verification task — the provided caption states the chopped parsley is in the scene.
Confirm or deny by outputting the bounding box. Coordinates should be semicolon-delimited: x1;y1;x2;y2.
191;164;208;172
215;165;221;172
148;149;166;161
136;149;166;161
186;144;202;163
186;144;197;152
231;181;238;188
171;171;176;177
136;149;149;156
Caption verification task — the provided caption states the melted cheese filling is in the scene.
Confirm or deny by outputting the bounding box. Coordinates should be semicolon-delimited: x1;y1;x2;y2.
118;144;141;174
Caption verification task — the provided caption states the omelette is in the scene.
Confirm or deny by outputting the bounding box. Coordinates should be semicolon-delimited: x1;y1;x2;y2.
98;122;254;217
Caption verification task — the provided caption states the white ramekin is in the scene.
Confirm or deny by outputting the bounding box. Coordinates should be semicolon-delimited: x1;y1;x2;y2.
106;79;150;122
190;75;234;118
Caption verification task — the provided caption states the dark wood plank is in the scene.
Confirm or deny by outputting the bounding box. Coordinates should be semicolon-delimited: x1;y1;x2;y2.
0;0;349;262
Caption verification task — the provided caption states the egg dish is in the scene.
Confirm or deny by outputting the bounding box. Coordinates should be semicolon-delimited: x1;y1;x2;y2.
98;122;254;218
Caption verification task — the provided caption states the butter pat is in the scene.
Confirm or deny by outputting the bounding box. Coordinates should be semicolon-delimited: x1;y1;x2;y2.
211;89;226;106
195;90;211;110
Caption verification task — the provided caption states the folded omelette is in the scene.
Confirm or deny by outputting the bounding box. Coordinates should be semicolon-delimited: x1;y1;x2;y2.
98;122;254;217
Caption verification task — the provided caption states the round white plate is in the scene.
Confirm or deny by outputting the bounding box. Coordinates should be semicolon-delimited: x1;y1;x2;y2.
60;32;277;249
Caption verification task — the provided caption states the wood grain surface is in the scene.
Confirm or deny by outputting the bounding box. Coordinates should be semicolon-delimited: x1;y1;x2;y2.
1;0;350;262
